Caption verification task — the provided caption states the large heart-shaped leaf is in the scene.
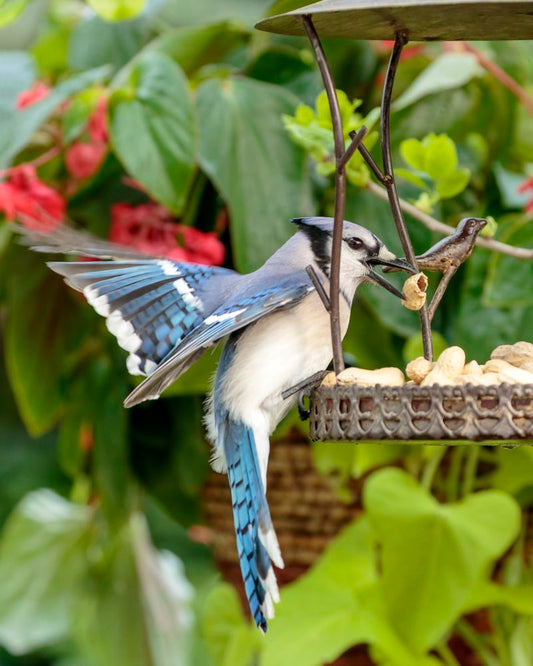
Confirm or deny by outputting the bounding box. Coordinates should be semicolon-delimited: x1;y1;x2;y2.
74;513;193;666
197;76;313;272
148;21;248;76
263;519;428;666
364;468;521;653
110;51;196;214
484;217;533;307
0;490;92;654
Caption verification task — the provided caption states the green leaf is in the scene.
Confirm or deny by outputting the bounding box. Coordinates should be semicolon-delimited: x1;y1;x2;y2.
0;490;92;654
264;519;424;666
465;580;533;616
0;50;35;111
266;0;317;15
69;15;145;71
4;250;84;436
62;87;104;143
395;168;429;191
400;138;426;171
452;245;533;361
92;375;132;525
0;0;28;28
197;76;313;272
0;65;109;168
160;345;221;396
484;217;533;307
510;619;533;666
202;583;260;666
131;396;209;526
343;299;402;369
393;53;482;111
491;447;533;497
75;513;193;666
86;0;146;21
110;51;196;214
364;468;521;653
436;167;470;198
147;21;248;76
423;134;458;180
403;331;448;362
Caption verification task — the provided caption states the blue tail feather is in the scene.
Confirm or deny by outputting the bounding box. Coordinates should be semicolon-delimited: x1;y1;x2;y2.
222;416;280;632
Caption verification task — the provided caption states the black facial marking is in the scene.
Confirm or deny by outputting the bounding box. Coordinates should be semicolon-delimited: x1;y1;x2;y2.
299;225;331;276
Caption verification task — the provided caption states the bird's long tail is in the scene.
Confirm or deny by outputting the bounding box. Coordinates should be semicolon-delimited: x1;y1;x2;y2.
220;416;284;632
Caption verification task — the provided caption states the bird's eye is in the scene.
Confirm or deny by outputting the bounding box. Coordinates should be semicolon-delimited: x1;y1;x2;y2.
348;237;364;250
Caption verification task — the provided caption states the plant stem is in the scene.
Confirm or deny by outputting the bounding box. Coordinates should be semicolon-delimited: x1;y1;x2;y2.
458;41;533;118
462;446;480;496
421;446;446;491
436;642;461;666
446;447;465;502
456;619;500;666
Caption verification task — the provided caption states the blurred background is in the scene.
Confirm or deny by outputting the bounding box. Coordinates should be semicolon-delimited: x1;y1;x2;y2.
0;1;533;664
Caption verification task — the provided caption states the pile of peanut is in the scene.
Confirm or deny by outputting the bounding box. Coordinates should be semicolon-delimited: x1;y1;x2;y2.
321;341;533;388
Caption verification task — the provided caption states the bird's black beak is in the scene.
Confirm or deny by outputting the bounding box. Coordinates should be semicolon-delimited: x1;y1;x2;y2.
366;256;417;299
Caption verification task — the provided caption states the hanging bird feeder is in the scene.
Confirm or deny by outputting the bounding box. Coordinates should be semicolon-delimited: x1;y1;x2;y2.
256;0;533;444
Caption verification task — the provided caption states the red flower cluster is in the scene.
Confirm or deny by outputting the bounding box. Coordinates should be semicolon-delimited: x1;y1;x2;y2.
0;164;65;231
66;97;108;180
109;202;225;265
16;82;50;109
518;176;533;215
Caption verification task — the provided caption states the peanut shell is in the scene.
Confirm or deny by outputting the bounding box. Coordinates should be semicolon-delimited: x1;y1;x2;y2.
401;273;428;311
491;341;533;367
405;356;433;384
336;366;405;387
434;346;466;378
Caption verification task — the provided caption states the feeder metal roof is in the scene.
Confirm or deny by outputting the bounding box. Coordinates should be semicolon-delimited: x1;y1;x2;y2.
256;0;533;41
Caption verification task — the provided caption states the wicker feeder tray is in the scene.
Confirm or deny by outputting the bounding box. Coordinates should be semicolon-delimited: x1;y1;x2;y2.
309;383;533;443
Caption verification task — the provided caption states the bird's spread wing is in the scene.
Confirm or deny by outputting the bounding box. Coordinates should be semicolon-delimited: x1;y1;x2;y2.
124;279;313;407
49;259;238;377
17;223;241;377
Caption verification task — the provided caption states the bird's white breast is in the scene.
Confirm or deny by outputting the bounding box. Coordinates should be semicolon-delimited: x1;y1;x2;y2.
218;291;351;432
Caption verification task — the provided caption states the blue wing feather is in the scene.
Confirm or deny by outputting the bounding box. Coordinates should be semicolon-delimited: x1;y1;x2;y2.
49;259;240;376
124;278;313;406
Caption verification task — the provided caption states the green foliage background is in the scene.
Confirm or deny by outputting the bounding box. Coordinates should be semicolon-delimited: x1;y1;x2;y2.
0;1;533;665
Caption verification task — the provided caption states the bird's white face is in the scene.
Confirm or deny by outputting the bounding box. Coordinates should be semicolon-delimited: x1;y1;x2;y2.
339;224;414;298
339;225;385;280
292;217;415;299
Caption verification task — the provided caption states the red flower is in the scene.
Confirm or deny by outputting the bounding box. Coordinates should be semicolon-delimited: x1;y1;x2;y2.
109;202;225;265
180;225;226;265
517;177;533;217
65;141;107;179
0;164;64;231
517;176;533;194
16;82;50;109
88;97;109;143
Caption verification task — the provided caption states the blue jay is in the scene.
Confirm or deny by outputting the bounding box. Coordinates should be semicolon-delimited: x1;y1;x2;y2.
22;217;413;631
